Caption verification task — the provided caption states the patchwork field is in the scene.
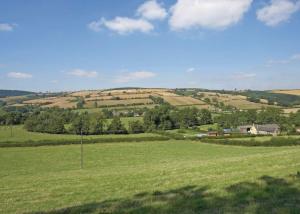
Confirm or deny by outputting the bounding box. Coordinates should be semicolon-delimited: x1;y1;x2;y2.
85;98;154;108
1;141;300;213
199;92;274;109
14;89;172;109
162;96;206;106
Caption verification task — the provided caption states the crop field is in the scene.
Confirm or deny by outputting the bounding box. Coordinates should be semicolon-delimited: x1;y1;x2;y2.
85;98;154;108
23;97;77;108
0;141;300;213
223;99;271;109
198;92;274;109
273;89;300;96
162;96;206;106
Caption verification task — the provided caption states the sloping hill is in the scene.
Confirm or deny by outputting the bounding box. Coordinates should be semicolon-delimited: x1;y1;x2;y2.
0;90;35;98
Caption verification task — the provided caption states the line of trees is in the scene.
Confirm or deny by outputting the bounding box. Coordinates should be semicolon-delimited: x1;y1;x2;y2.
21;104;213;135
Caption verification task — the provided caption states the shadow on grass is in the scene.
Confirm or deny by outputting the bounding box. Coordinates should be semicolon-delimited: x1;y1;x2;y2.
34;174;300;214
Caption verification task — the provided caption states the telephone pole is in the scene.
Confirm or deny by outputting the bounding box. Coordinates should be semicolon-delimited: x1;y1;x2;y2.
80;128;83;169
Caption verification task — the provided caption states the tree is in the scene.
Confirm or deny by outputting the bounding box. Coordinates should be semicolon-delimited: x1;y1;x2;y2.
76;98;85;109
102;109;113;119
128;120;144;134
94;101;98;108
107;117;127;134
90;114;105;135
198;109;213;125
71;113;90;135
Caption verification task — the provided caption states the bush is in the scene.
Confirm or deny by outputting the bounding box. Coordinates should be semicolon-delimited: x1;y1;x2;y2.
201;137;300;147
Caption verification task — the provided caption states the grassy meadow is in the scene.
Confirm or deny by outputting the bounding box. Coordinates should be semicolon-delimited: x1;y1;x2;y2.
0;125;164;146
0;141;300;213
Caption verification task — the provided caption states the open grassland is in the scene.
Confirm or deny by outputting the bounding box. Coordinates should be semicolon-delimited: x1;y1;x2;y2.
273;89;300;96
0;125;163;147
162;96;206;106
0;141;300;213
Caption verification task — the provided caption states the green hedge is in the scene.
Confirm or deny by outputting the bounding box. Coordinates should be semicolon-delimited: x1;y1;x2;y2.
0;136;170;148
202;137;300;147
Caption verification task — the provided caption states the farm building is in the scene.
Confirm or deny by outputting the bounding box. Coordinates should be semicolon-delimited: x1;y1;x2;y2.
208;131;219;137
238;124;280;136
238;125;252;134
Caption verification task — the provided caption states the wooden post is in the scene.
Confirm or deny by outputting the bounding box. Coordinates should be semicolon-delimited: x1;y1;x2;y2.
80;128;83;169
10;124;12;137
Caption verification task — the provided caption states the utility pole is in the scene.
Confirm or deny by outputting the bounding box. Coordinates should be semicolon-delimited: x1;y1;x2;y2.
10;124;13;137
80;128;83;169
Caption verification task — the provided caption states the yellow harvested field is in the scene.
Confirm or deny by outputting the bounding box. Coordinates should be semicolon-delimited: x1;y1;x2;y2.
273;89;300;96
223;100;271;110
23;97;76;108
197;92;275;109
85;98;154;107
283;108;300;114
162;96;206;106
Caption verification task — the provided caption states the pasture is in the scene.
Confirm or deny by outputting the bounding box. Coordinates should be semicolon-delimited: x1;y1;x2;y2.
1;141;300;213
0;124;163;147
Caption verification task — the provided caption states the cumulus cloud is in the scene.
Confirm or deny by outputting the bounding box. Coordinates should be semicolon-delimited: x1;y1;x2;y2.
136;0;167;20
257;0;300;26
68;69;98;78
0;23;16;32
169;0;253;30
7;72;32;79
114;71;156;83
88;17;154;34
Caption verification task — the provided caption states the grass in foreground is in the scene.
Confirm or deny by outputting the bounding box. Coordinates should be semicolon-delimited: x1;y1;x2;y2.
0;141;300;213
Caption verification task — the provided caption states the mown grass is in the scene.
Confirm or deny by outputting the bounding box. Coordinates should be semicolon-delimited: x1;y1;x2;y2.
0;141;300;213
0;125;166;147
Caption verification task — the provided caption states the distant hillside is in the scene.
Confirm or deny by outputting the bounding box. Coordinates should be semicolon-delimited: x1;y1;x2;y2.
0;90;35;98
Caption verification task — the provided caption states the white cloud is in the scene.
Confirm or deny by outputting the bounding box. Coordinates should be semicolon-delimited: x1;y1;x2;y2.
137;0;168;20
169;0;253;30
0;23;16;32
7;72;32;79
186;67;195;73
88;17;154;34
88;20;103;32
257;0;300;26
115;71;156;83
68;69;98;78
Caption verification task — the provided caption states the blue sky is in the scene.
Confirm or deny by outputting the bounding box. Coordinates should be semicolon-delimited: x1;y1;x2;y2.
0;0;300;92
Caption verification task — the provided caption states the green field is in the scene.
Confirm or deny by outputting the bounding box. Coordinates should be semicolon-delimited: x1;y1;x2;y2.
1;141;300;213
0;125;163;146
